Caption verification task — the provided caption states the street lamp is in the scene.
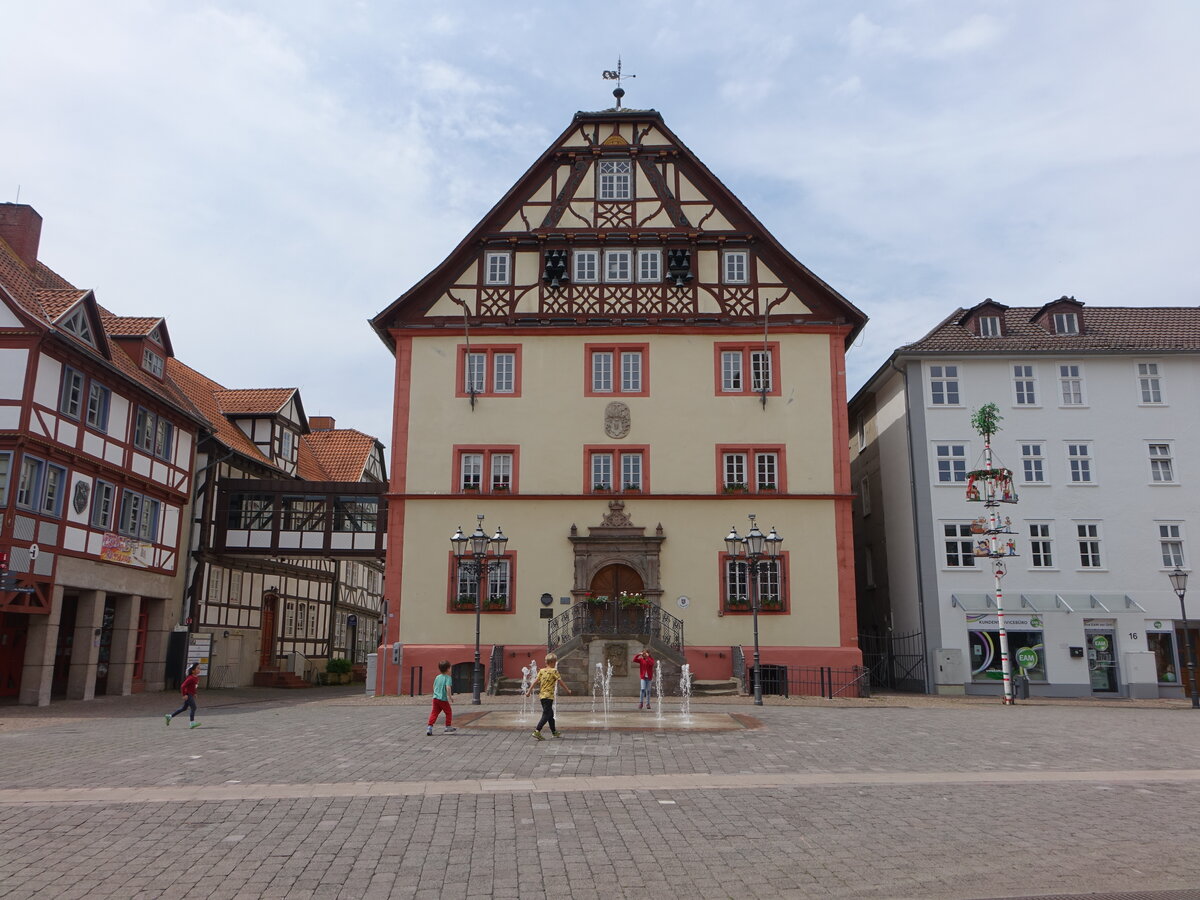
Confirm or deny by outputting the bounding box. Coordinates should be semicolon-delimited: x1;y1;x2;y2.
1168;568;1199;709
451;514;509;705
725;514;783;706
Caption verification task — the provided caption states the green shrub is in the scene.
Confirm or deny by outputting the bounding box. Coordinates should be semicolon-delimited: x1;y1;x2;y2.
326;657;353;675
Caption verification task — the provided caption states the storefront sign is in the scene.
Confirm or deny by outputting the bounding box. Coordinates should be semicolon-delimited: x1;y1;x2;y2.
965;613;1039;630
1015;646;1039;669
1092;635;1110;652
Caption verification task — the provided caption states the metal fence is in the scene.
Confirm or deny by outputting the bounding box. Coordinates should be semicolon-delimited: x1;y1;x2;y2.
749;664;872;699
547;602;684;653
859;630;927;692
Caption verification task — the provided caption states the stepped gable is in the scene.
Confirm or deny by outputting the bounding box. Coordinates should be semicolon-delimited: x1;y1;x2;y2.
370;107;866;347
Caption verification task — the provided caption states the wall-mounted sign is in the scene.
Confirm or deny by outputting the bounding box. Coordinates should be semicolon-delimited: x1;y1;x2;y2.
1015;646;1038;669
187;633;212;676
965;613;1038;629
677;596;690;609
540;592;554;606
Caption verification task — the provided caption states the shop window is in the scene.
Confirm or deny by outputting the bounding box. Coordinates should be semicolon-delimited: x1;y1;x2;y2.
969;628;1046;682
1149;632;1179;684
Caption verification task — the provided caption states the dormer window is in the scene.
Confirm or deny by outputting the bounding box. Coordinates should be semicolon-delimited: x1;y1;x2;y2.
598;159;632;200
978;316;1002;337
1052;313;1079;335
280;429;295;460
142;348;164;377
61;307;96;347
149;325;163;345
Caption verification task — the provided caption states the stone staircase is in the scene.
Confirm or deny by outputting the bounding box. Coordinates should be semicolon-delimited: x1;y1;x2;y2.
692;677;741;697
252;667;312;689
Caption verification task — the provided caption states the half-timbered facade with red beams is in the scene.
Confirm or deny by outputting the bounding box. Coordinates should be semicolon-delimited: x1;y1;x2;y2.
370;105;868;697
0;203;202;705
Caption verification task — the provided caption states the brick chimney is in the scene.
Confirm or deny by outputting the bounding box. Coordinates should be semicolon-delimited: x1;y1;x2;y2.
0;204;43;269
309;416;336;431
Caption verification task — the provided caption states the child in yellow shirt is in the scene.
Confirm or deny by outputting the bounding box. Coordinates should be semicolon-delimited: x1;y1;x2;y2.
525;652;572;739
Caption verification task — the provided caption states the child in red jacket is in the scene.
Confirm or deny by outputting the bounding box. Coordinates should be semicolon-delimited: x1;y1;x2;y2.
166;663;202;729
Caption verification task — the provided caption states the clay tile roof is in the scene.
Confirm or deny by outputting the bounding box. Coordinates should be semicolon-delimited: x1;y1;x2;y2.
213;388;295;416
300;429;380;483
167;360;277;468
100;314;162;336
903;307;1200;354
296;440;331;481
35;288;89;320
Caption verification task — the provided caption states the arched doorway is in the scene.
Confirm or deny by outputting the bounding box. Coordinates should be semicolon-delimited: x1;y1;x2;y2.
585;564;649;632
589;563;644;601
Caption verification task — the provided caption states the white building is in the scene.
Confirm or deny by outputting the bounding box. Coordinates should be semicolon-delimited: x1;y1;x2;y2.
851;297;1200;699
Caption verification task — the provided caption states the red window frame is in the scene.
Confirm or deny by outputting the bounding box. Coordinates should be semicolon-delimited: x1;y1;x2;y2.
583;343;650;397
714;445;787;493
446;550;518;614
583;445;650;494
452;446;520;494
718;551;790;614
713;342;781;397
456;344;522;398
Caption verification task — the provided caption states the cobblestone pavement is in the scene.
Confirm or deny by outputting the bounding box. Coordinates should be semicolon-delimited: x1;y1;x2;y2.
1;688;1200;899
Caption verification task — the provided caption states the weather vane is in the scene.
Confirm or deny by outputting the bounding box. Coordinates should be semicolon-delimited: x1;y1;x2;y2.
602;57;636;108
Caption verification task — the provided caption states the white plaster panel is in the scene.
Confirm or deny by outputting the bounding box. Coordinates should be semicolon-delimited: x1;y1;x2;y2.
0;301;23;327
87;531;103;555
63;526;87;552
131;453;151;477
302;532;324;549
175;428;193;464
278;533;301;549
67;473;92;524
82;431;105;459
162;506;179;550
228;529;249;547
248;531;272;549
33;353;61;408
105;443;124;465
0;405;20;429
152;460;168;484
0;348;29;398
58;420;78;447
108;393;129;439
330;534;352;550
28;409;49;437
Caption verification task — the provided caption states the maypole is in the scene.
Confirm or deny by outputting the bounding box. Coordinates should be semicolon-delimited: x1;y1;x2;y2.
966;403;1020;705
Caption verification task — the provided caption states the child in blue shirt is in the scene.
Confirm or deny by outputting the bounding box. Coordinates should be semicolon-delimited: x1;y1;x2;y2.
427;659;456;735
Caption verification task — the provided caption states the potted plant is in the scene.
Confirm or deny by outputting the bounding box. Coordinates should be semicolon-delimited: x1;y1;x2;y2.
461;483;480;492
758;482;777;492
618;592;650;609
623;483;641;493
760;595;783;610
723;482;748;493
454;594;476;609
324;657;352;685
726;595;750;610
485;595;508;610
593;482;612;493
492;483;510;492
584;593;610;606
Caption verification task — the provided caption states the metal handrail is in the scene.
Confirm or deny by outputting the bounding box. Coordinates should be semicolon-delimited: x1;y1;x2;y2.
547;602;684;653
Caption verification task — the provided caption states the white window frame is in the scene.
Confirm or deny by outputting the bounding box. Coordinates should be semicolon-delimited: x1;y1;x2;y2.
1012;364;1038;407
0;451;11;507
460;453;483;490
943;523;977;568
929;365;961;406
721;351;743;393
1137;362;1165;405
574;250;599;283
142;348;164;377
723;251;749;284
59;367;84;419
465;352;486;394
637;249;661;283
492;353;515;394
723;452;747;489
490;453;512;491
604;249;632;283
1020;442;1047;484
91;479;115;530
620;453;642;491
1058;363;1085;406
1066;442;1094;484
755;452;778;491
620;351;642;394
598;159;632;200
591;351;614;393
1076;522;1103;569
978;316;1001;337
591;453;613;491
934;443;968;484
1158;523;1185;569
1148;443;1175;484
1028;522;1054;569
86;382;110;432
484;252;510;285
1053;312;1079;334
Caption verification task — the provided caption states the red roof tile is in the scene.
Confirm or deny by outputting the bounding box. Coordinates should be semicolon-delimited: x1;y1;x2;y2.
167;360;278;470
214;388;295;416
300;429;380;482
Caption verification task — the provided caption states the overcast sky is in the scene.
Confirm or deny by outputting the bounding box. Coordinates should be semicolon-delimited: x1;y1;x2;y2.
4;1;1197;445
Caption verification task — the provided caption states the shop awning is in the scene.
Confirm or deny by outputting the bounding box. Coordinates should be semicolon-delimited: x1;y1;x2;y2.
1019;593;1075;612
950;593;995;611
1089;593;1147;612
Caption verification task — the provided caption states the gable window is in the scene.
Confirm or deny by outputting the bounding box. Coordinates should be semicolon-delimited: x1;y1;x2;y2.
86;383;111;432
1058;364;1084;406
280;429;295;461
1052;313;1079;335
719;447;783;492
1066;443;1093;483
1076;523;1102;568
1012;365;1037;406
1149;443;1175;483
716;343;778;396
484;252;510;285
637;250;661;283
1159;523;1185;569
588;447;648;493
1020;443;1046;484
604;250;632;283
91;480;115;530
455;447;518;494
1029;523;1054;568
457;346;521;398
929;365;960;405
722;555;786;612
586;344;648;396
978;316;1002;337
142;349;165;378
1138;362;1164;404
723;251;749;284
944;523;977;568
598;159;632;200
61;307;95;346
934;443;967;483
59;367;84;419
574;250;599;283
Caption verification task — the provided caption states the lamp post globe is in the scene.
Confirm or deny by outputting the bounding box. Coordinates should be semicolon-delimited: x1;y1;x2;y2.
724;515;781;707
1169;568;1199;709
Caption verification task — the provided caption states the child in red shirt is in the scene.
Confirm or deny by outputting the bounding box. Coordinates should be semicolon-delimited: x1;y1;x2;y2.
166;663;202;729
634;648;655;709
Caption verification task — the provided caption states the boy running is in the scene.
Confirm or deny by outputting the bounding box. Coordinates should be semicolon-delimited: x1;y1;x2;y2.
526;652;572;740
428;659;456;735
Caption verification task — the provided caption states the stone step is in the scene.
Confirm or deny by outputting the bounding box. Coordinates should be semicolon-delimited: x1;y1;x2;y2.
692;678;741;696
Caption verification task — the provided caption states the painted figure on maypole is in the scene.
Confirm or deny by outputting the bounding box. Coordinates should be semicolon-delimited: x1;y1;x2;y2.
966;403;1020;705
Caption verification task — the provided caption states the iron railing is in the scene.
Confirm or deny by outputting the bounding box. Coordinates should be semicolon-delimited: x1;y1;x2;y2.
859;630;927;692
731;645;745;684
547;602;684;653
749;664;872;699
488;644;504;694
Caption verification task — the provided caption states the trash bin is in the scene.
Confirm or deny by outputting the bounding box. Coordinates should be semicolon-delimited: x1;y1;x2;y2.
1014;673;1030;700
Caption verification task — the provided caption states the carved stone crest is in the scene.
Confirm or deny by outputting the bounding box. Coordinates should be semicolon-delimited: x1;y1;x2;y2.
601;500;633;528
604;401;630;439
72;480;90;514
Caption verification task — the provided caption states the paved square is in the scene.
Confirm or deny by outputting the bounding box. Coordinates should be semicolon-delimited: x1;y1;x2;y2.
2;688;1199;899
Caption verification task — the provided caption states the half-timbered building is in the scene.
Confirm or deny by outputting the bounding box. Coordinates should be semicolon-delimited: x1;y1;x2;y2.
370;105;868;696
0;203;202;705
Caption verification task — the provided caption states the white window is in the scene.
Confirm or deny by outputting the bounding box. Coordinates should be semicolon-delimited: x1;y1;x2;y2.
1029;523;1054;568
118;490;157;539
860;477;871;516
91;480;115;529
1058;364;1084;406
154;418;174;460
591;453;613;490
979;316;1001;337
460;454;483;490
723;251;748;284
280;430;294;460
756;452;778;491
142;349;164;377
59;367;84;419
465;353;486;394
620;351;642;393
856;415;866;451
1159;523;1185;568
484;252;510;285
1149;444;1175;483
1020;443;1046;484
721;351;743;392
724;558;783;608
750;350;772;393
1067;443;1093;483
723;453;747;489
929;365;960;405
1013;365;1037;406
637;250;661;283
41;464;66;517
0;452;9;507
944;523;976;568
490;453;512;491
1053;312;1079;334
206;566;223;604
493;353;515;394
1077;523;1102;568
1138;362;1164;404
574;251;599;283
935;443;967;483
592;351;613;392
86;383;110;431
620;453;642;490
134;408;155;453
605;250;632;283
16;457;42;509
486;559;511;605
598;159;632;200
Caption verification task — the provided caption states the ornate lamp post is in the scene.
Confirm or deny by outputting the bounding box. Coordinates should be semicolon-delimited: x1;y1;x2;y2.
451;514;508;705
725;514;783;706
1168;568;1199;709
